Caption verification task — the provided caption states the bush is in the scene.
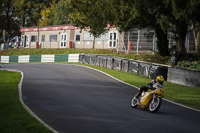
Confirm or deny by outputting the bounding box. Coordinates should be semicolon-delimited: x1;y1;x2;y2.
177;61;200;70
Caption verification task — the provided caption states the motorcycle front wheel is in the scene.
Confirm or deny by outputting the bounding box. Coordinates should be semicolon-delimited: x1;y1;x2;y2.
131;97;138;108
149;97;162;113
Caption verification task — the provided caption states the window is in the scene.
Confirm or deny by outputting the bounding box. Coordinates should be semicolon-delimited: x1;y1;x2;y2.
60;33;67;48
31;35;37;42
109;32;118;48
49;35;57;42
41;35;45;42
75;34;80;41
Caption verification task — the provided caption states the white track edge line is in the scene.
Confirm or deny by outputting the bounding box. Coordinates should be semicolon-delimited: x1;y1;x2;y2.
0;68;58;133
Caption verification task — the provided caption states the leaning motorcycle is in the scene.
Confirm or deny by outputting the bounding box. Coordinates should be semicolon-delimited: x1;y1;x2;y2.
131;84;165;113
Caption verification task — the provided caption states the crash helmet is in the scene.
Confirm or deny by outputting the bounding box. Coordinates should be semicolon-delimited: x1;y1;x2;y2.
156;75;164;85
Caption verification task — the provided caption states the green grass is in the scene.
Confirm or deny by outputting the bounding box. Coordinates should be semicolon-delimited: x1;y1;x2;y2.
79;63;200;110
0;70;52;133
0;48;113;56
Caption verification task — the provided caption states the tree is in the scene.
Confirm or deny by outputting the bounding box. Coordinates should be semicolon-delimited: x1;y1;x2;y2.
52;0;72;25
70;0;111;36
70;0;112;49
0;0;21;41
39;0;73;26
186;0;200;52
163;0;200;58
70;0;172;55
13;0;56;27
38;1;56;26
106;0;170;56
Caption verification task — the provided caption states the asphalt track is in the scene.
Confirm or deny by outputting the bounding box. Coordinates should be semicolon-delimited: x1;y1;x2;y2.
3;64;200;133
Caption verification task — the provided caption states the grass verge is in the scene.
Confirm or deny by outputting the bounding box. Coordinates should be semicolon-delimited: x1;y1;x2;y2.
76;63;200;110
0;70;52;133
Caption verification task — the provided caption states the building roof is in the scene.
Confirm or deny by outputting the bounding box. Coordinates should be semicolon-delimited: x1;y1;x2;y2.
20;25;77;32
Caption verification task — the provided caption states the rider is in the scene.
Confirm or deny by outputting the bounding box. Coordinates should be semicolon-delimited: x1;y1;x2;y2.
135;75;165;99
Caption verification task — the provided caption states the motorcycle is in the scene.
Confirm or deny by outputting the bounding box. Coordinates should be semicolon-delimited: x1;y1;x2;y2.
131;83;165;113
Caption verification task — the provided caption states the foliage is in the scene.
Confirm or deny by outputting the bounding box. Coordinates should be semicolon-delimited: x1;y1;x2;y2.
70;0;171;56
38;2;55;26
177;61;200;70
0;0;21;41
52;0;72;25
0;0;56;40
39;0;72;26
70;0;111;37
70;0;200;57
1;0;200;58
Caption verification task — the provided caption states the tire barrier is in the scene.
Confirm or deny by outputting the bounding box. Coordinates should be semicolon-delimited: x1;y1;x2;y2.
0;54;79;63
79;54;168;80
129;60;139;74
98;56;108;68
113;57;123;71
78;54;200;88
121;59;129;73
106;56;114;70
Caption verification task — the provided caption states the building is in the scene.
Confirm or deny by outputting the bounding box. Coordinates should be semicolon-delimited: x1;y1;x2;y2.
20;25;157;52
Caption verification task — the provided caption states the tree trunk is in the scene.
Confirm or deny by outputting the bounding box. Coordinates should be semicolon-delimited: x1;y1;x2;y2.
192;28;200;52
155;28;170;56
92;37;96;49
176;25;187;60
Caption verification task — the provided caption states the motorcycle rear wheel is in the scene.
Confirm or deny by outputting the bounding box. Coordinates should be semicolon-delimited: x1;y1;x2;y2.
131;97;138;108
149;97;162;113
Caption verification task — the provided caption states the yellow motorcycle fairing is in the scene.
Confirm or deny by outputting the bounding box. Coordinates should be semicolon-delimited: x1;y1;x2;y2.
139;89;154;108
138;86;164;108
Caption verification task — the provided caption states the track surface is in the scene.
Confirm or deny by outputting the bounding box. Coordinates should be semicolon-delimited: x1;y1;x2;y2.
3;64;200;133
